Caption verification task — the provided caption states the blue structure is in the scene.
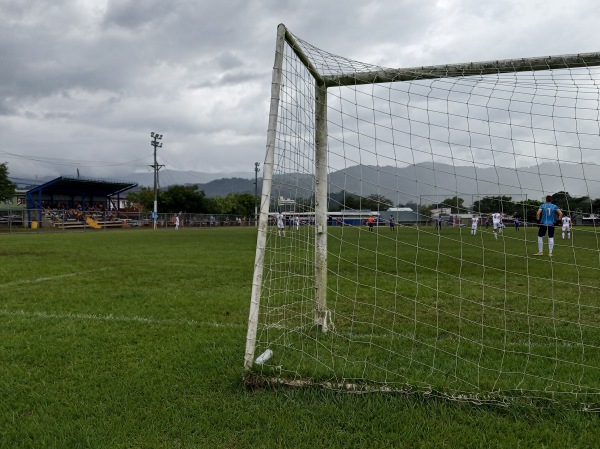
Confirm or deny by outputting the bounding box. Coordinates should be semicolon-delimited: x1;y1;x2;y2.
386;207;420;225
328;211;380;226
26;176;137;228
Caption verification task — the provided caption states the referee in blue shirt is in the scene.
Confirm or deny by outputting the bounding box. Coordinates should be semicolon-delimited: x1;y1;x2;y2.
535;195;563;256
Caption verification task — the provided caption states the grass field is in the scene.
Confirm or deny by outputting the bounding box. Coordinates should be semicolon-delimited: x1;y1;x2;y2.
254;224;600;409
1;227;599;448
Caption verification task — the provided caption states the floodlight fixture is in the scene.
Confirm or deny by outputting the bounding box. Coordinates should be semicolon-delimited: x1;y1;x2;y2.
150;131;165;230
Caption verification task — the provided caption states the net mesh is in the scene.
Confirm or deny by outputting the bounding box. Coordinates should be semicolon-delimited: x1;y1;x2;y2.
249;29;600;408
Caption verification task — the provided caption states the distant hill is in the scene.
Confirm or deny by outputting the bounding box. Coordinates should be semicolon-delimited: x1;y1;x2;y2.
20;162;599;204
162;162;600;204
129;170;255;187
326;162;600;205
195;177;259;197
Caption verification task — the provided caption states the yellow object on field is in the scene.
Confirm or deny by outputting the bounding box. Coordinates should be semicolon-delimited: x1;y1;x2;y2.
85;216;102;229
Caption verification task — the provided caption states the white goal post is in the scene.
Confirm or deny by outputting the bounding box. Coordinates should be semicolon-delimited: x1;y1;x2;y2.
244;24;600;407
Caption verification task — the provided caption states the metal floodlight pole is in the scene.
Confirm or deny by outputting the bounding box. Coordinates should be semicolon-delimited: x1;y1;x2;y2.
150;132;163;230
254;162;260;225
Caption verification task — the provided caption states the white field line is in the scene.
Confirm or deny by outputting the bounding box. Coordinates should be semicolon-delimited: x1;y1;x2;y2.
0;267;114;288
0;267;245;329
0;309;245;329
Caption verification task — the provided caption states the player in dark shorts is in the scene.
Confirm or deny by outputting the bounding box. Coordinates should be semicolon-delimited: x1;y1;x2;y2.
535;196;562;256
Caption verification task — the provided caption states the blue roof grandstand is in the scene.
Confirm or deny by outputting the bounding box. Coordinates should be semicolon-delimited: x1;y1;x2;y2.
26;176;137;228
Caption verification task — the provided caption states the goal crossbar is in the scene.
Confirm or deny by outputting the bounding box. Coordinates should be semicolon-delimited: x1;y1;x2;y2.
324;52;600;86
282;23;600;85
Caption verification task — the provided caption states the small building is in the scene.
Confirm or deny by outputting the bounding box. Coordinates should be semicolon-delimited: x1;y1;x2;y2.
0;188;27;211
277;196;296;213
430;207;452;218
330;210;380;226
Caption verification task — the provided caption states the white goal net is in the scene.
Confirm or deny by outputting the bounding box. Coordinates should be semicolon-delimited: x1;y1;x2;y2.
244;24;600;408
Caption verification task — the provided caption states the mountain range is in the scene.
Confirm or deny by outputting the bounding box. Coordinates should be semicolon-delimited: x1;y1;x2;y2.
21;162;600;205
326;161;600;205
133;162;600;205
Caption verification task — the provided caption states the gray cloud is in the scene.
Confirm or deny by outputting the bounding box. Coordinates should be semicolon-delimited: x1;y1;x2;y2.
1;0;600;183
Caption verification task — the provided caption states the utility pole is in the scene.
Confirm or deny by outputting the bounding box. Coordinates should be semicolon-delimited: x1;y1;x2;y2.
254;162;260;225
150;132;164;230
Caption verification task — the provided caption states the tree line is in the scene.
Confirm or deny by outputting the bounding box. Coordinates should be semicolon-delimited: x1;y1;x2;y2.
0;163;16;203
415;192;599;221
126;185;257;216
3;158;598;221
126;187;599;220
327;191;599;221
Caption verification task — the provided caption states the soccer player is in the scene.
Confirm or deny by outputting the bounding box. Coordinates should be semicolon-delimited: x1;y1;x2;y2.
367;215;375;232
389;215;395;231
514;217;520;231
535;195;563;256
471;214;479;236
561;214;572;240
277;212;285;237
491;212;502;240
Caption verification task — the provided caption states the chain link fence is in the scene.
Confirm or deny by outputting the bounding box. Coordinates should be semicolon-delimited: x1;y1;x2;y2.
0;209;257;233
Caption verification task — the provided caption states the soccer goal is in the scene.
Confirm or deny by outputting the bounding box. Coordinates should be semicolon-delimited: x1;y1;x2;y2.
244;24;600;408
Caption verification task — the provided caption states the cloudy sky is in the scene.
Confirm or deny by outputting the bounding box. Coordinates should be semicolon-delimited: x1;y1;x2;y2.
2;0;600;185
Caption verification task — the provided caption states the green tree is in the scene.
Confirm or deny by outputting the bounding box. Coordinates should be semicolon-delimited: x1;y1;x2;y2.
210;194;237;215
128;185;209;213
328;191;393;211
439;196;466;214
592;198;600;215
551;191;572;212
514;199;542;222
343;193;362;210
210;193;256;215
418;204;434;220
327;191;359;211
160;185;206;213
0;162;16;202
361;194;393;211
473;196;514;215
126;187;155;211
296;196;314;211
570;195;591;216
233;193;258;216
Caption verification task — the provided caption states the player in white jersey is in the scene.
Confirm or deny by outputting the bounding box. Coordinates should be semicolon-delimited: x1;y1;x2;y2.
561;215;572;239
490;212;502;240
471;214;479;236
277;212;285;237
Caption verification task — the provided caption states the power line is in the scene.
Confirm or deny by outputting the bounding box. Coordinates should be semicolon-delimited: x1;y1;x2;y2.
0;148;151;168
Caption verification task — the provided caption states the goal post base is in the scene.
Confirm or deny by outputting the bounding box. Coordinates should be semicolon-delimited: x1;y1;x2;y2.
314;308;334;333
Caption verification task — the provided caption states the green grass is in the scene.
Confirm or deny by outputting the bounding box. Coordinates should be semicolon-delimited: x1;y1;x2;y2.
256;225;600;407
0;227;599;448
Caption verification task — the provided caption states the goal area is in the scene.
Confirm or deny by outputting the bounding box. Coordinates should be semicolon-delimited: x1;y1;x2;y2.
244;24;600;408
